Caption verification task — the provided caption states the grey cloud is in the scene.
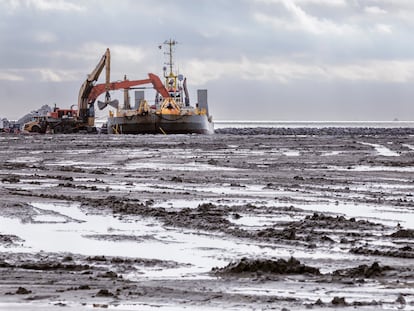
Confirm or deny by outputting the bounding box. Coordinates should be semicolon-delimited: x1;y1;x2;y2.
1;0;414;120
208;78;414;121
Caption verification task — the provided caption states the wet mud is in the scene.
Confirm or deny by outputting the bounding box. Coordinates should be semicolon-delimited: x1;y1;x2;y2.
212;257;320;276
1;131;414;310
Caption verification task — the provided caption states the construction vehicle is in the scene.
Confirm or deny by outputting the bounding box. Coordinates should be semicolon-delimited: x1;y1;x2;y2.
45;106;81;133
24;48;169;134
23;115;47;133
78;50;167;122
77;48;117;128
24;49;113;134
23;107;80;133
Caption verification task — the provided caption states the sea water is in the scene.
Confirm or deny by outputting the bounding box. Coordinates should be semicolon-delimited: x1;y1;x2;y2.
214;120;414;129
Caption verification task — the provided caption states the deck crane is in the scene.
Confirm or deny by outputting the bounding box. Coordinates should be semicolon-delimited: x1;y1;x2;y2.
92;73;170;110
79;48;170;117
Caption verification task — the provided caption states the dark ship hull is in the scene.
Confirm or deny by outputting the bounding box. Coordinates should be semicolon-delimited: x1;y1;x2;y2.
107;113;214;134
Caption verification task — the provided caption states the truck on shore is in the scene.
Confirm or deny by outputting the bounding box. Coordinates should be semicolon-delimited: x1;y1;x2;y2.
23;106;96;134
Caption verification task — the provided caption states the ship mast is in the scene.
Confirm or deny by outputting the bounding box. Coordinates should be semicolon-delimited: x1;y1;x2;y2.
164;39;177;77
163;39;178;91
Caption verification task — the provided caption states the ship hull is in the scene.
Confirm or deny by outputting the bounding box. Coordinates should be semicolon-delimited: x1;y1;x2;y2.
107;114;214;134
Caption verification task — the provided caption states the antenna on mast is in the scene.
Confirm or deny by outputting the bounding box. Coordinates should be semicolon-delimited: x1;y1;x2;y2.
163;39;178;77
161;39;180;92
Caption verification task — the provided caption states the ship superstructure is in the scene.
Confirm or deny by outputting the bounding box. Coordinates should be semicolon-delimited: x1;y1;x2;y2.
106;40;214;134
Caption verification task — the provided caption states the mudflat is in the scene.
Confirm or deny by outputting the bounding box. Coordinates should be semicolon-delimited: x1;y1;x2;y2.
0;131;413;310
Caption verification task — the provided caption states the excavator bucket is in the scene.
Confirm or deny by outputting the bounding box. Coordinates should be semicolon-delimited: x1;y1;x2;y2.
97;101;106;110
97;99;119;110
109;99;119;109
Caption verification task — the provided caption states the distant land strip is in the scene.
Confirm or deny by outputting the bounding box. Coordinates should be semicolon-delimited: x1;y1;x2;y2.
215;127;414;136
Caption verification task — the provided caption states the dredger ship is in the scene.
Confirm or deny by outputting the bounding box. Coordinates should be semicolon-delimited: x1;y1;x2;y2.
101;40;214;135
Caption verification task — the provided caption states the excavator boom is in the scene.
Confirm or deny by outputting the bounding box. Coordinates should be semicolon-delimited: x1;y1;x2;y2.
88;73;169;105
78;48;111;123
77;48;170;124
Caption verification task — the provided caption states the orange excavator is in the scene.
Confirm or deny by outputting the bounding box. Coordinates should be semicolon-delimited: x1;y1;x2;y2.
78;48;169;127
25;48;169;133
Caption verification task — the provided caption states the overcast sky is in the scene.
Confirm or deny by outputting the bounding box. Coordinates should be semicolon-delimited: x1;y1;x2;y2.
1;0;414;121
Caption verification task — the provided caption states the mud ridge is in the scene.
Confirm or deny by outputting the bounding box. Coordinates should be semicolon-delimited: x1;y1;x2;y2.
0;234;24;247
212;257;320;276
332;262;393;278
350;245;414;258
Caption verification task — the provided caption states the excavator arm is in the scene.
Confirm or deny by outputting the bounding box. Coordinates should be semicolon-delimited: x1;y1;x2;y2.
78;48;111;123
77;48;169;123
89;73;170;109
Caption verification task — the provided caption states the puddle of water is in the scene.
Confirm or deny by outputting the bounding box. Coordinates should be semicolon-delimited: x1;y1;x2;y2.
0;136;20;140
202;182;413;230
200;184;282;198
228;282;414;308
0;204;227;273
229;214;298;229
0;302;230;311
403;144;414;151
12;182;57;191
125;161;238;171
32;214;69;223
360;142;400;157
283;151;300;156
106;182;296;199
105;303;234;311
153;199;205;209
328;165;414;172
108;182;183;194
45;160;114;169
6;156;44;163
322;151;341;156
0;201;358;279
61;149;97;155
295;201;414;229
0;303;77;311
0;205;222;278
309;183;414;200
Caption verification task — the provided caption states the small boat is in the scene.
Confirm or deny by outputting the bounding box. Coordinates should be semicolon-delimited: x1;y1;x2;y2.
107;40;214;134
